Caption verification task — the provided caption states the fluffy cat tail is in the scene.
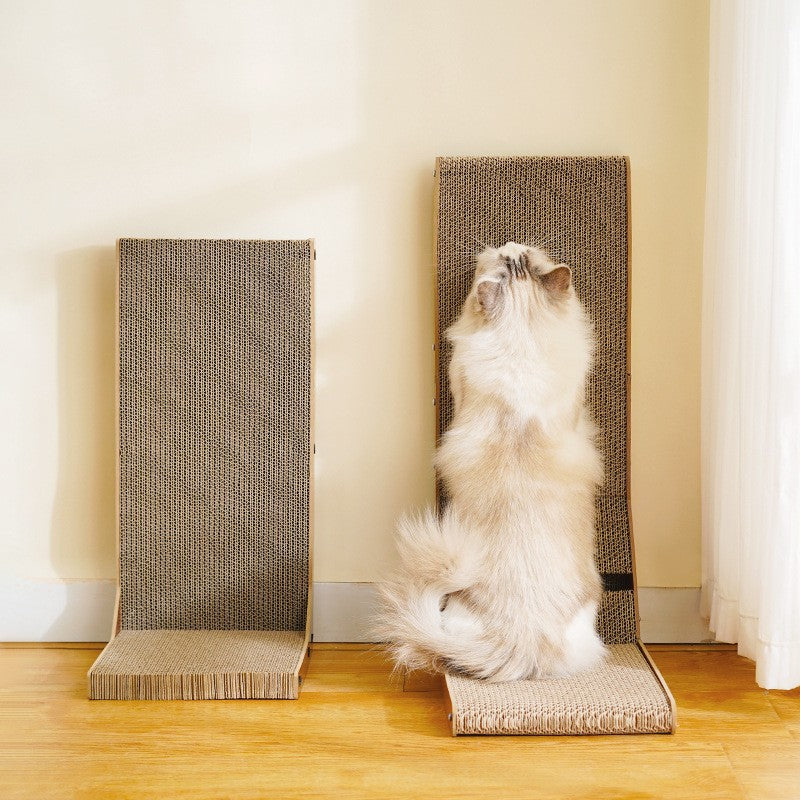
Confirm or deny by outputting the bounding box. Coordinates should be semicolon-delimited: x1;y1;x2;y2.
375;507;505;679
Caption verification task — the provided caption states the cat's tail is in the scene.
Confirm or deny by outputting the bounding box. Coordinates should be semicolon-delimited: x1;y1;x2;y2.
375;507;508;679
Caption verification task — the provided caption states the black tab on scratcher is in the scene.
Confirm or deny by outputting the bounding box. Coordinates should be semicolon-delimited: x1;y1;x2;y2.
601;573;635;592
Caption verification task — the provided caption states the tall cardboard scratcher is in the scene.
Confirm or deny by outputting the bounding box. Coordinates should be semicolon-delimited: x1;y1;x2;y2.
435;157;676;734
89;239;313;700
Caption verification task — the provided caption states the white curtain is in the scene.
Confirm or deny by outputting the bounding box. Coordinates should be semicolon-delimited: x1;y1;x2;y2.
701;0;800;689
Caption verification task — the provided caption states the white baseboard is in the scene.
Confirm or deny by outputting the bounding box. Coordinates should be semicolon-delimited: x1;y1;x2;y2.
0;578;713;644
312;582;379;643
637;586;714;643
0;576;118;642
312;584;714;644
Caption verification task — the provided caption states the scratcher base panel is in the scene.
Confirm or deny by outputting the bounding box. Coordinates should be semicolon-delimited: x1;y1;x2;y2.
445;643;673;735
89;630;307;700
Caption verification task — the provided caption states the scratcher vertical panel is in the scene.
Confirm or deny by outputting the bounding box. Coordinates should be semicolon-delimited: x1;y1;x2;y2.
89;239;313;700
434;157;675;734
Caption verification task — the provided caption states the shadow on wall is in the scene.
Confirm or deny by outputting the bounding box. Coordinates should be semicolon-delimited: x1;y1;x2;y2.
46;246;117;639
39;170;439;639
39;0;445;631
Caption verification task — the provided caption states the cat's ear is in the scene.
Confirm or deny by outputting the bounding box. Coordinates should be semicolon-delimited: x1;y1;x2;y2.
475;279;503;317
540;264;572;295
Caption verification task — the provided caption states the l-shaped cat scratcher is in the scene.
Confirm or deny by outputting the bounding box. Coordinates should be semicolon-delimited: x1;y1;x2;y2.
434;156;676;734
88;239;313;700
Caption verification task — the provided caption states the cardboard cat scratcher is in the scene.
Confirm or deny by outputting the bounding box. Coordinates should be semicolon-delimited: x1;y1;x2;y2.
434;156;676;735
88;239;313;700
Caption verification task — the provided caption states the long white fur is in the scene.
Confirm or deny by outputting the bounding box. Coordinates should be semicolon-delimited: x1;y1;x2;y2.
376;242;607;681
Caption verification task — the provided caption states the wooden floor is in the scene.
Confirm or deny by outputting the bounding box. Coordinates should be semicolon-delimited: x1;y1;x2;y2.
1;644;799;799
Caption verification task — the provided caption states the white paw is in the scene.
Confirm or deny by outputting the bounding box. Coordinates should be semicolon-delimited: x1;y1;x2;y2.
559;603;606;675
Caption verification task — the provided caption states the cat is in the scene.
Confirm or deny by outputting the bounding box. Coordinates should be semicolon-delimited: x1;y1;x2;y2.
377;242;606;682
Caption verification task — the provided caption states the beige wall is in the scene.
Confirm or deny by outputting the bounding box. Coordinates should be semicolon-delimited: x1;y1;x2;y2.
0;0;708;596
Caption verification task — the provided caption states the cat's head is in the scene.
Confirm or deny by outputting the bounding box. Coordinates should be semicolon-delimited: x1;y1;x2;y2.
469;242;574;325
447;242;592;418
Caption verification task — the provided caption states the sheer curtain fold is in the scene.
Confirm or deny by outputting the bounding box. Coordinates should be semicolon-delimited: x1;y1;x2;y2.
701;0;800;689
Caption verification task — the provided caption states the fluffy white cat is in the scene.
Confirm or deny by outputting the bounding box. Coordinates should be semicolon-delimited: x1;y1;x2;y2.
377;242;606;681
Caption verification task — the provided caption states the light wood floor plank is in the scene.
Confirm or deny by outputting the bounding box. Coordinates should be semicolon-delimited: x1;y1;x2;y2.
1;645;798;799
723;743;800;800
